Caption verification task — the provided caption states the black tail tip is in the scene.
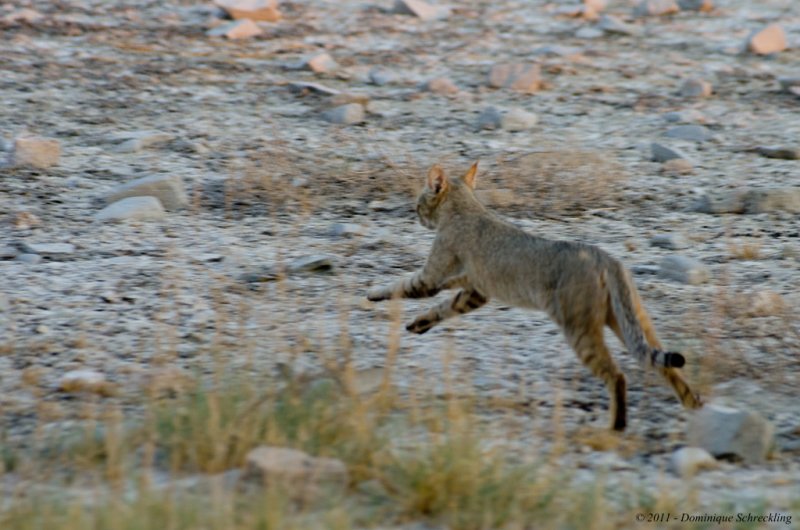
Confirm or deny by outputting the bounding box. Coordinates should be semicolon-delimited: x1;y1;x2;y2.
664;352;685;368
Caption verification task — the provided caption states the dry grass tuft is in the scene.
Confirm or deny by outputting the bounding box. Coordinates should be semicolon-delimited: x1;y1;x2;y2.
146;374;388;478
727;239;763;260
571;426;639;455
492;149;629;215
196;133;422;218
377;430;556;530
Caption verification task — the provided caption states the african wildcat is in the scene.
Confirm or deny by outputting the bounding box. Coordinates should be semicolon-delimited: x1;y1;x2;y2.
367;162;702;431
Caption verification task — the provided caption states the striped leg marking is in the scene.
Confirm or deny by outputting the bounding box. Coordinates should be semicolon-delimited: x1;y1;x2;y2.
567;326;628;431
367;271;442;302
406;288;487;334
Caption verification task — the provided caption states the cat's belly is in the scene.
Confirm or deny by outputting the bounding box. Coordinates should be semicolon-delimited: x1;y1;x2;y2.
475;279;546;311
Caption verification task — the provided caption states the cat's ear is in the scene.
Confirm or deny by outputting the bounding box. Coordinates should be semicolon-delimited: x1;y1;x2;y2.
462;161;479;190
427;164;448;195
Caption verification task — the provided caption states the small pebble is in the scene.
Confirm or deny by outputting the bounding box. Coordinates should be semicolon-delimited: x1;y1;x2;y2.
747;24;787;55
9;136;61;168
322;104;365;125
306;53;339;74
16;253;42;265
651;233;689;250
287;255;334;273
755;146;799;160
662;158;694;176
633;0;679;16
680;78;712;98
423;77;459;95
393;0;450;21
598;14;643;36
207;19;263;39
664;125;714;142
95;197;167;222
659;255;710;285
651;142;690;162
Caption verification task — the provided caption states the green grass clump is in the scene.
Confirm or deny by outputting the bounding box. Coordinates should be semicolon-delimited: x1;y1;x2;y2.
1;366;791;530
378;429;559;530
149;375;387;479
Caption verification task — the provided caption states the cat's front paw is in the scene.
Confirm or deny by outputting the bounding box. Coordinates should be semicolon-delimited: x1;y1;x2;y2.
367;285;391;302
406;316;435;335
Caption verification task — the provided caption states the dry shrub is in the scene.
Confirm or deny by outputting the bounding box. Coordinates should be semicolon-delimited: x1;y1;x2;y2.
727;240;762;260
720;289;788;319
493;149;629;215
198;141;421;217
378;430;557;530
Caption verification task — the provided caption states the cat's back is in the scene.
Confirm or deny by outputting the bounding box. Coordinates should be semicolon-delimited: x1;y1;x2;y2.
451;211;594;265
446;212;613;307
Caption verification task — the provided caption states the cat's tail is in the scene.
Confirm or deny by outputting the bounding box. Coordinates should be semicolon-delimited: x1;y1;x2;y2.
606;262;685;369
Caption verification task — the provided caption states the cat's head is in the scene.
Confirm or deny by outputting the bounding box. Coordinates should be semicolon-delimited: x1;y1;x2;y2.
416;162;479;229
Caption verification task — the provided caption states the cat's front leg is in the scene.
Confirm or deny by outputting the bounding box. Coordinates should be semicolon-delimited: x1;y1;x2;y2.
439;274;469;290
366;282;397;302
367;270;443;302
406;288;488;334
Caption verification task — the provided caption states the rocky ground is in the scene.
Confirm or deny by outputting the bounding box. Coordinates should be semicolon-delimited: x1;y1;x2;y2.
1;0;799;522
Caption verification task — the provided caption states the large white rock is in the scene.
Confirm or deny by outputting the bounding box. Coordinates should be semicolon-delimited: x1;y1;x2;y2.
95;196;167;222
104;174;188;210
687;405;775;464
244;446;348;498
669;447;718;478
